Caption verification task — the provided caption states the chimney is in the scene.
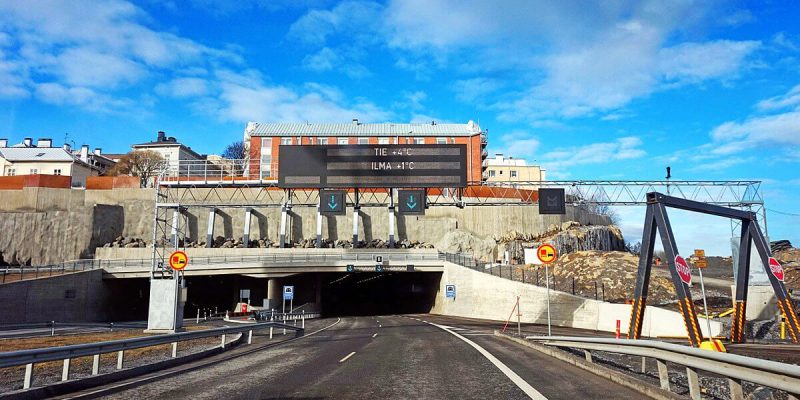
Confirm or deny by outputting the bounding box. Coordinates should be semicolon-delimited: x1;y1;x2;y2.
157;131;166;142
23;137;32;147
63;143;71;151
0;139;7;147
352;119;359;125
80;145;89;162
36;138;52;148
94;148;102;155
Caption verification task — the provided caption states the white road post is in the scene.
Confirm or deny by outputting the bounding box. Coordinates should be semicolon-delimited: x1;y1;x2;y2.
545;265;552;336
698;267;712;341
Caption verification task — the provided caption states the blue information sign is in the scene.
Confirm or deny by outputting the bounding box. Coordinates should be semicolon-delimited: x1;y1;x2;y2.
445;284;456;298
283;285;294;300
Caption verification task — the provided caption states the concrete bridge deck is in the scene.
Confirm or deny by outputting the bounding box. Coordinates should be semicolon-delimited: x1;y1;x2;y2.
94;248;446;278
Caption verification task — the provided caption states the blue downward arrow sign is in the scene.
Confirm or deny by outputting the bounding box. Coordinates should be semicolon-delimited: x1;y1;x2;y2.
328;194;338;210
406;194;417;210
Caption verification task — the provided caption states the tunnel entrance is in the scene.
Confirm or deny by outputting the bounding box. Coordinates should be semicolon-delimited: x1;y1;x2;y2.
320;272;442;317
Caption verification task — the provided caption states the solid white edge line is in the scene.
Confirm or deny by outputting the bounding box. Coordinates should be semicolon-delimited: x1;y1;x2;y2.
426;321;547;400
339;351;356;363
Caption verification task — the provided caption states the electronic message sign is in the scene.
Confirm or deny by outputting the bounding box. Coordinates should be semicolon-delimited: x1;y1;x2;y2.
278;144;467;188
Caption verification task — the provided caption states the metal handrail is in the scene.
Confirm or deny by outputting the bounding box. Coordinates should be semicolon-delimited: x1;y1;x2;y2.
0;321;301;369
528;336;800;396
1;320;304;390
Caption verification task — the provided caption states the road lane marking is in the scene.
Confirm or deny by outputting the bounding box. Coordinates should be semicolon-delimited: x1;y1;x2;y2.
339;351;356;363
63;318;343;399
426;321;547;400
372;333;378;338
378;324;382;328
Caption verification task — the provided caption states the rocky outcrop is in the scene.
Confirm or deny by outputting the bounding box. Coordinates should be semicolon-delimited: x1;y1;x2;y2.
0;205;122;265
552;250;676;303
435;230;498;260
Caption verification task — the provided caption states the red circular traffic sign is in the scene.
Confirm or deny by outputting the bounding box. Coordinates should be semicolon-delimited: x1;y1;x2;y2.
169;250;189;271
537;244;557;264
768;257;784;282
675;255;692;284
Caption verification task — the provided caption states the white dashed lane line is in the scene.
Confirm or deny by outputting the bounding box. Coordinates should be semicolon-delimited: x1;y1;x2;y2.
372;333;378;338
339;351;356;363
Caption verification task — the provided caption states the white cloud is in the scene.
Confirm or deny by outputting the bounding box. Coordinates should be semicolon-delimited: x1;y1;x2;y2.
196;70;393;123
710;109;800;155
155;77;210;98
0;0;238;111
540;136;646;172
488;130;541;161
452;78;502;103
288;0;382;45
756;84;800;111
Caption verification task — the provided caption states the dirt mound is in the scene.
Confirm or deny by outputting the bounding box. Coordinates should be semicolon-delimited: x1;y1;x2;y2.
775;246;800;290
549;250;676;303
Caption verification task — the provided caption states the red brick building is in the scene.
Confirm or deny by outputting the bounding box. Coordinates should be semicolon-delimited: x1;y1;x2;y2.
244;120;488;183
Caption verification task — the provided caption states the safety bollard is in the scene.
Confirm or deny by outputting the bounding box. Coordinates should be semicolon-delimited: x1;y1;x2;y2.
270;326;273;339
51;320;55;337
615;320;621;339
197;309;200;324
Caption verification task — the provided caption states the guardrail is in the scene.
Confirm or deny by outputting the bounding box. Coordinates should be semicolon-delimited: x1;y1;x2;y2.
0;321;303;391
528;336;800;399
3;251;443;283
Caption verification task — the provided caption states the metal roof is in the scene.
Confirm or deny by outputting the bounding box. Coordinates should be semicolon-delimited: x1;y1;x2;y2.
246;121;483;137
0;147;81;162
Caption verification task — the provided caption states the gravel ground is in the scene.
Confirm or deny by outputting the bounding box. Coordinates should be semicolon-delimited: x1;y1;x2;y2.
0;325;219;393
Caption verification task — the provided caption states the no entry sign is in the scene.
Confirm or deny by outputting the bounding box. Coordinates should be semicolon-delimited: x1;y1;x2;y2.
768;257;785;282
675;255;692;284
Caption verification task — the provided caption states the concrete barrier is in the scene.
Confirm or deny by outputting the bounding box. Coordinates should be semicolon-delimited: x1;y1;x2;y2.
431;262;723;338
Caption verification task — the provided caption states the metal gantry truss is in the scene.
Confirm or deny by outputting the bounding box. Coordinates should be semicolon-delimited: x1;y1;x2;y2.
155;179;763;207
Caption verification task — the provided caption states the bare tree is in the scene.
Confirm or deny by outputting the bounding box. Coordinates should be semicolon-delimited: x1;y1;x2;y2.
222;140;247;176
108;150;166;187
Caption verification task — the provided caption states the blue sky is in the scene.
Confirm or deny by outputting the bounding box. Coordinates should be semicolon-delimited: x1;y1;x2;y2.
0;0;799;255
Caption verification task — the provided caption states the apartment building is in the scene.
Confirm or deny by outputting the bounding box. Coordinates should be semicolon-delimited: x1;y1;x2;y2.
244;119;488;182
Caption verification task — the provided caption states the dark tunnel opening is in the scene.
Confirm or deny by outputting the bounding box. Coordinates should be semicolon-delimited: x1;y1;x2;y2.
320;272;441;317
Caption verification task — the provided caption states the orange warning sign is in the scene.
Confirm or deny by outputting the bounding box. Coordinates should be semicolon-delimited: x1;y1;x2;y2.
169;250;189;271
537;244;557;264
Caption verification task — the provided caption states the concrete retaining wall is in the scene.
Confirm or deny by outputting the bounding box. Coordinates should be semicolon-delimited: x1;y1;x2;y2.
430;262;722;338
0;270;113;323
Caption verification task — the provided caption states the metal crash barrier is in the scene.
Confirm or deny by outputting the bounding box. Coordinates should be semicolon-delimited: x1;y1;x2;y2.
0;321;303;391
528;336;800;400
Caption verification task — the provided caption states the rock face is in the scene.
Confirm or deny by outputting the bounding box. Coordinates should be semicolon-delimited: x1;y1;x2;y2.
496;222;626;263
0;205;122;265
774;243;800;291
435;230;498;260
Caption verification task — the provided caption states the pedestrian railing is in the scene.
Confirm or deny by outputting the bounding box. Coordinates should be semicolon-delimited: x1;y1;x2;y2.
527;336;800;400
441;252;616;301
0;321;303;391
3;251;443;283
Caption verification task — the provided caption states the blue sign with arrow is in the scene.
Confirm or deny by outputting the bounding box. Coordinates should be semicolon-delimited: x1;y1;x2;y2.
320;190;346;215
398;189;426;215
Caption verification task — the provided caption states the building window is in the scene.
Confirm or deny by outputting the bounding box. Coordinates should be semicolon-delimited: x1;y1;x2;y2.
436;137;447;144
318;137;328;145
357;137;369;145
6;168;15;176
338;138;349;145
30;168;38;174
281;138;292;145
378;138;390;145
54;169;62;175
499;170;503;175
510;170;517;178
413;138;425;145
488;170;496;177
260;138;272;178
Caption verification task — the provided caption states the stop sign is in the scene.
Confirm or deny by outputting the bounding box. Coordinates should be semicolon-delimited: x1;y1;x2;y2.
768;257;785;282
675;255;692;284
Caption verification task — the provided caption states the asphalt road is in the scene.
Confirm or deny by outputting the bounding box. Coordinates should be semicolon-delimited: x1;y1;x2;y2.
61;315;648;400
